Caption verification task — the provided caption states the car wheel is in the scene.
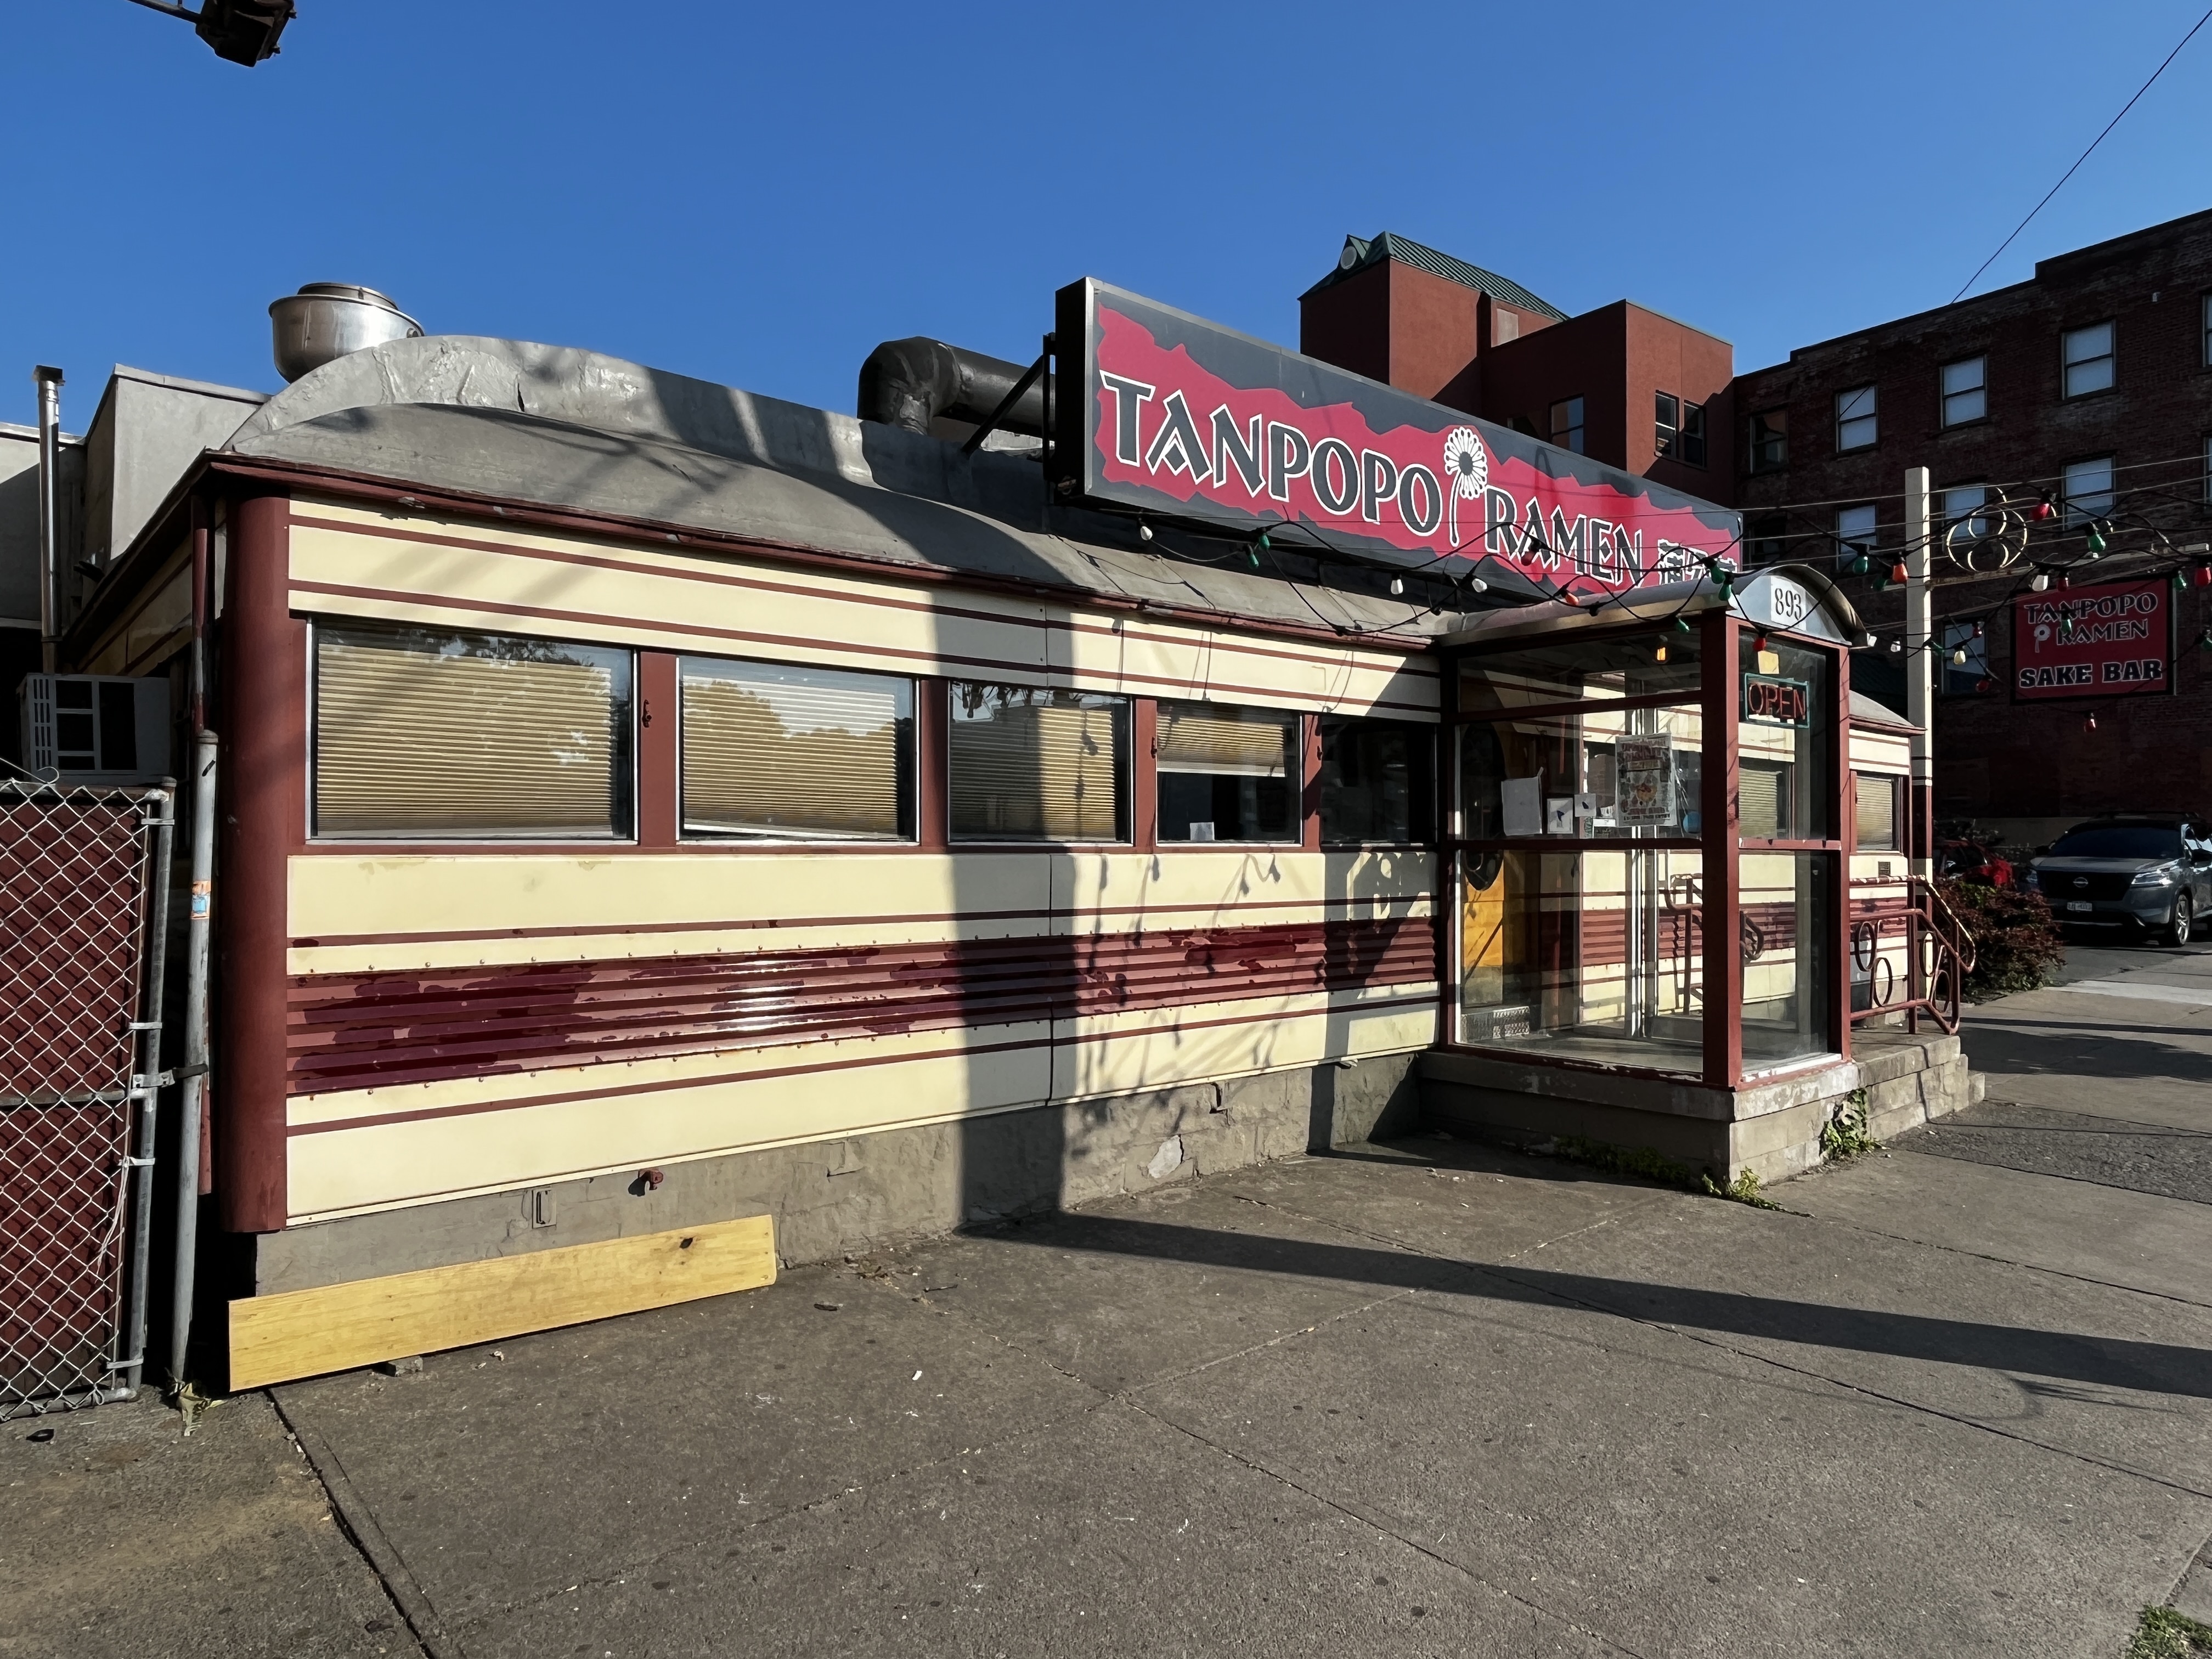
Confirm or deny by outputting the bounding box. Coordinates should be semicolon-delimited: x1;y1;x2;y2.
2165;891;2193;948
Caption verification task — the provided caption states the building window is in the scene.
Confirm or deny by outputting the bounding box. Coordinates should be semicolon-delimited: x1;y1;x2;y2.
1939;622;1988;694
1655;392;1679;459
680;657;913;840
1835;504;1878;568
1940;357;1986;427
312;621;634;839
1835;385;1877;452
949;684;1127;842
1854;772;1901;851
1679;401;1707;466
1318;716;1432;844
1747;514;1790;567
1155;703;1299;843
2063;321;2114;397
1746;408;1788;473
1941;484;1990;556
1549;396;1585;454
2063;455;2114;525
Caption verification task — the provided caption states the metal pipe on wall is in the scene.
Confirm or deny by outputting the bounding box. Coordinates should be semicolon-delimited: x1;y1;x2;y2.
170;506;218;1389
33;366;63;673
119;786;176;1398
1903;467;1934;879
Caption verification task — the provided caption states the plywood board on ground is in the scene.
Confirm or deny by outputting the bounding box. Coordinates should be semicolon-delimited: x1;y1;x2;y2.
228;1214;776;1390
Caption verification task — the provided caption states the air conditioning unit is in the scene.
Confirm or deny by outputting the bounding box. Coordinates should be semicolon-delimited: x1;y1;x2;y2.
19;674;171;785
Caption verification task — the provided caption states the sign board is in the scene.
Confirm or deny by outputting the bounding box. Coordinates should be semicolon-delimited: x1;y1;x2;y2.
1741;673;1811;727
1053;279;1742;601
1733;570;1851;645
2011;577;2171;702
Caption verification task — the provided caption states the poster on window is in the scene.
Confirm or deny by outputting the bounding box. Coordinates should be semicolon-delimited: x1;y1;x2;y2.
2011;577;2171;702
1616;736;1675;827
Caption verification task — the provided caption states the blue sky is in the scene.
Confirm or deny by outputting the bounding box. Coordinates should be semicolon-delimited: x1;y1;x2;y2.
5;2;2209;430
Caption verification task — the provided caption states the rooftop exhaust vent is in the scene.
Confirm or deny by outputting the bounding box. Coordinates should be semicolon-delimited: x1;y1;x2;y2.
268;284;423;383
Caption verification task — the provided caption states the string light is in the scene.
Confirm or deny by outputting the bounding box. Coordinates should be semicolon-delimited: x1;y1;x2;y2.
2084;521;2107;556
2084;712;2097;733
2029;571;2051;591
1888;560;1910;585
1138;521;1154;542
1389;577;1404;596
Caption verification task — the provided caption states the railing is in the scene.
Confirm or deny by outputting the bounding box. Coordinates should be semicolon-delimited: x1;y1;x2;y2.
1849;875;1977;1036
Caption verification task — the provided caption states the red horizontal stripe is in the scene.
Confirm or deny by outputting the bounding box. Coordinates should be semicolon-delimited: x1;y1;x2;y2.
285;917;1439;1096
286;990;1444;1140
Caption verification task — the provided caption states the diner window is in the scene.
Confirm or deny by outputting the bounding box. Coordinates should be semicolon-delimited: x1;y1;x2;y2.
1655;392;1680;459
1854;772;1900;850
949;684;1127;842
1549;396;1585;454
1835;504;1878;568
1939;621;1987;694
1746;408;1788;474
2063;321;2114;397
1737;638;1834;842
2063;455;2114;524
1155;702;1299;843
1835;385;1877;452
1940;356;1987;426
312;620;633;839
1318;716;1432;844
1679;401;1708;466
680;657;912;840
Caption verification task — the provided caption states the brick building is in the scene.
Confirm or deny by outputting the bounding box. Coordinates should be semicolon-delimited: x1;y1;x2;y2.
1299;212;2212;848
1728;207;2212;844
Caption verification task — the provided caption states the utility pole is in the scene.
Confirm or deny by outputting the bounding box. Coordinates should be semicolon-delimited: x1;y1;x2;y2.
1903;466;1934;879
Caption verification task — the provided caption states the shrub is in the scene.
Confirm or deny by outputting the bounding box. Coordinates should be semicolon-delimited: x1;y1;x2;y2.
1939;876;2066;998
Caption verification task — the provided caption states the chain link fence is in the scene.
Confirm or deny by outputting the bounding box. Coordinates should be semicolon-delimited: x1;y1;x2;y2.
2;780;172;1418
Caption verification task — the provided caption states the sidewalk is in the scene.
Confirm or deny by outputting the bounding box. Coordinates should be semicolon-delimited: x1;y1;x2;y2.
9;980;2212;1657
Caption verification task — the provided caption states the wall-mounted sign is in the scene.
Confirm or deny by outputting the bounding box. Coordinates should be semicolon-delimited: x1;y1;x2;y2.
2011;577;2171;702
1053;279;1742;601
1741;673;1811;727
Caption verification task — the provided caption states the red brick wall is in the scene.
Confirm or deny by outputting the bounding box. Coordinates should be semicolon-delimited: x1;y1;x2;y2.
1730;208;2212;832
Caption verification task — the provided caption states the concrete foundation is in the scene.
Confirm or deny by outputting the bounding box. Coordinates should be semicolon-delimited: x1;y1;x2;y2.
1419;1028;1983;1188
249;1052;1426;1295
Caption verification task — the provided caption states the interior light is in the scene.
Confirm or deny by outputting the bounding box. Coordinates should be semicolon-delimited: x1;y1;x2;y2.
1654;643;1669;663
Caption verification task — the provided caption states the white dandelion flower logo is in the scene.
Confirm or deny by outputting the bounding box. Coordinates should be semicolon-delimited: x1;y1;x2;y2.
1441;427;1487;551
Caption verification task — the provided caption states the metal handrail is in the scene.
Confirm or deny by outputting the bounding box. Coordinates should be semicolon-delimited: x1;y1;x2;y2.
1848;876;1977;1035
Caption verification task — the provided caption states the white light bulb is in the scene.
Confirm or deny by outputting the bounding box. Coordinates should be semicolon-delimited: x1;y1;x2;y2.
1468;578;1488;594
1389;577;1404;596
2030;572;2050;592
1138;523;1153;541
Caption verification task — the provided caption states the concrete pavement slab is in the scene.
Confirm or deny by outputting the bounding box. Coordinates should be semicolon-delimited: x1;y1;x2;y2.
451;1401;1616;1659
1897;1102;2212;1204
270;1258;1102;1628
878;1177;1437;1394
1516;1191;2212;1498
1133;1274;2209;1659
1787;1147;2212;1307
0;1392;400;1659
1959;1004;2212;1131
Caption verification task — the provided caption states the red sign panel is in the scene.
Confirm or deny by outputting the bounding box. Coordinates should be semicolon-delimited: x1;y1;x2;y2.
1053;280;1741;603
2011;577;2172;702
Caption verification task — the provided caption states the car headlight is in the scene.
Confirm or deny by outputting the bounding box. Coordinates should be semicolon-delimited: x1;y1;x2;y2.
2133;864;2179;887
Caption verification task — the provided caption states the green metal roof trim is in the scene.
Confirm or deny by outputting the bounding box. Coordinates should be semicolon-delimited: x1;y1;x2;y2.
1304;232;1567;321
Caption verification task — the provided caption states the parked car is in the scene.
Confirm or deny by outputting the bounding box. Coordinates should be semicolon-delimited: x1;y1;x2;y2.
1938;838;2013;888
2024;814;2212;946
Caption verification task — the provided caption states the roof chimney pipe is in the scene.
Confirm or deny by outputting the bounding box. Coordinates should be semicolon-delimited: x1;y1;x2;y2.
33;365;63;673
268;283;423;382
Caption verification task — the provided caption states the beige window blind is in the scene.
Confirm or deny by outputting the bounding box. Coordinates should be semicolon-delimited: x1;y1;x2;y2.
682;659;911;839
314;623;630;838
1855;771;1899;850
1739;760;1784;839
1156;705;1293;777
950;687;1126;842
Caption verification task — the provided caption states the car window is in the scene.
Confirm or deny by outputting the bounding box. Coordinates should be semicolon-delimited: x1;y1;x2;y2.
2047;826;2182;859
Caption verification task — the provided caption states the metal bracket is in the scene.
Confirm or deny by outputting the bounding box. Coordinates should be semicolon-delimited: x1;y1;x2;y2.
122;1156;156;1170
128;1021;162;1031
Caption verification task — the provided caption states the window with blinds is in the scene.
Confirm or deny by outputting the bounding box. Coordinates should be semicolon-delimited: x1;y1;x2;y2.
1739;760;1786;839
681;658;913;840
949;684;1127;842
313;622;633;839
1156;702;1297;843
1855;771;1900;850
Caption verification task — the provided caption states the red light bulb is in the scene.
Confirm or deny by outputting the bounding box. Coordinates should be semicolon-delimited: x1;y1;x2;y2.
1889;561;1910;585
2032;496;2055;522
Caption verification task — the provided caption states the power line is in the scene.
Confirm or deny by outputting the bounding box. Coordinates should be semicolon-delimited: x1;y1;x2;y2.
1950;5;2212;304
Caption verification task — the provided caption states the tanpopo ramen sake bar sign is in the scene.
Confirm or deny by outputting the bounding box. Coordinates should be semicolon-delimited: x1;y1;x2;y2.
1053;279;1742;600
2011;577;2171;702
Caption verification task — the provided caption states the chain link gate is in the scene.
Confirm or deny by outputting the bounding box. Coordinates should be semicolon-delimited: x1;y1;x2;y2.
2;780;173;1418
